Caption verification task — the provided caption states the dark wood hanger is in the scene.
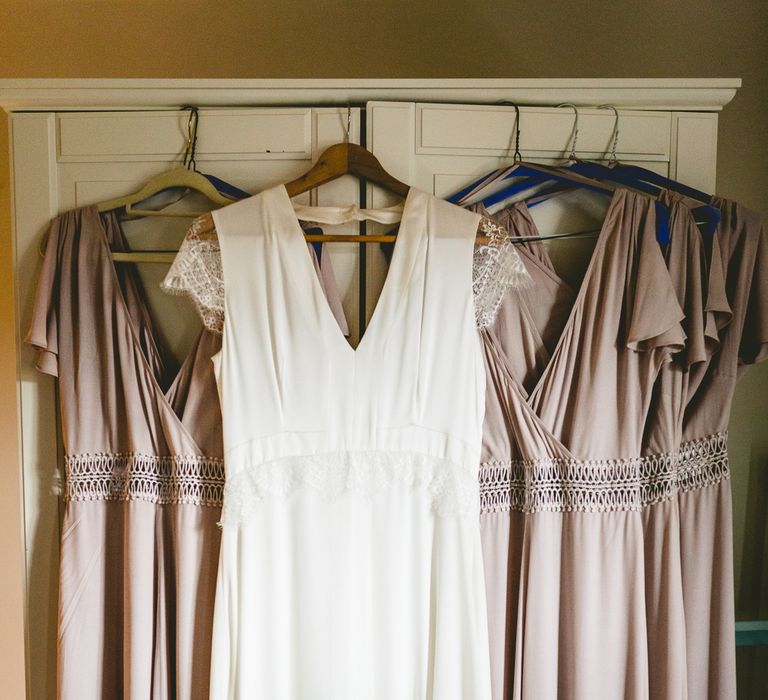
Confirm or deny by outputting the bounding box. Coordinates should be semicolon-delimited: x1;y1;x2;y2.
284;142;410;199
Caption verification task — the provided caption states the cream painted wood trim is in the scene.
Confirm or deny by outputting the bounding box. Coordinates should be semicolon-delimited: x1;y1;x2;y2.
0;113;29;700
9;113;62;700
0;78;741;112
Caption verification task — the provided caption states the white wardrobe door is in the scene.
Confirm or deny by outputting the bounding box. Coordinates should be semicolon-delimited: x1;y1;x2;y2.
13;106;362;700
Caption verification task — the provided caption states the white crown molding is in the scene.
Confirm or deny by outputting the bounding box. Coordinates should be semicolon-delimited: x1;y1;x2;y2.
0;78;741;112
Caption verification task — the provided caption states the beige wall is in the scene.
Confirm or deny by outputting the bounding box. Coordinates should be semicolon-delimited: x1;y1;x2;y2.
0;0;766;697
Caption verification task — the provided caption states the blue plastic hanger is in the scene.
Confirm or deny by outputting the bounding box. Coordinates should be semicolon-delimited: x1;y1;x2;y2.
611;164;720;235
201;172;250;200
581;105;719;235
613;163;711;203
512;104;674;241
480;164;615;209
484;104;720;243
517;172;671;245
447;167;508;204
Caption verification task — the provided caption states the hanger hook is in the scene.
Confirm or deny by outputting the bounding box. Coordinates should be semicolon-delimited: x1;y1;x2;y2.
498;101;522;162
344;104;352;144
598;104;620;163
182;105;200;170
557;103;580;160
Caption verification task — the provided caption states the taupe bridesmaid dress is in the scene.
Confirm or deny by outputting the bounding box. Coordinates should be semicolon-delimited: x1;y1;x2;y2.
26;206;345;699
474;201;575;700
477;189;690;698
478;188;766;699
26;206;225;699
676;196;767;700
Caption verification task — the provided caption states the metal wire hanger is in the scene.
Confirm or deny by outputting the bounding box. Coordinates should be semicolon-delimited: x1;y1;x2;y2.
96;106;237;218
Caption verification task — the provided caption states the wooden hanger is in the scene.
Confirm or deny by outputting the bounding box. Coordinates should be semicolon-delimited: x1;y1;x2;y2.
38;165;241;259
101;106;237;218
187;141;503;250
40;107;245;260
284;142;411;199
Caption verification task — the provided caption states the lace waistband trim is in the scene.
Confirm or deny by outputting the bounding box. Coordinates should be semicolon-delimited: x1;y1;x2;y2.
61;434;729;514
479;432;729;514
65;452;225;507
219;450;479;527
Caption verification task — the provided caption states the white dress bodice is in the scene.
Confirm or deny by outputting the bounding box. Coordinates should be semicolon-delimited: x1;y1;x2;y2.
212;185;488;524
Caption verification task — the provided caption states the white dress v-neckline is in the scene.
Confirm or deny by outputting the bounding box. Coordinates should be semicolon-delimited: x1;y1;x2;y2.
276;183;424;356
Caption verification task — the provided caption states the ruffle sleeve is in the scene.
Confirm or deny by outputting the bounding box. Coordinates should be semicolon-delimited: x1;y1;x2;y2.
625;195;687;359
740;218;768;365
24;215;64;376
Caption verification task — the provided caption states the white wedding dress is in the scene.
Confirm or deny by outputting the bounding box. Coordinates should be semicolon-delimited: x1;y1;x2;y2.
163;184;529;699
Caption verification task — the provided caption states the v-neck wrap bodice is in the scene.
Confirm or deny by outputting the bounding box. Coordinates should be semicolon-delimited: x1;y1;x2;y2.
210;185;488;524
26;205;226;503
484;189;686;463
475;189;693;518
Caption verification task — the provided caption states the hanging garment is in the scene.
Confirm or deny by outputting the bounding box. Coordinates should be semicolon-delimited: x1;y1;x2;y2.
472;201;576;700
25;207;347;700
675;196;767;700
162;184;530;700
25;206;225;700
475;189;688;699
639;191;732;699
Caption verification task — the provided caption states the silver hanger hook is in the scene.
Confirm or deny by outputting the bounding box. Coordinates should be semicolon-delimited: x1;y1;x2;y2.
498;101;522;162
557;103;579;160
598;104;620;163
344;104;352;144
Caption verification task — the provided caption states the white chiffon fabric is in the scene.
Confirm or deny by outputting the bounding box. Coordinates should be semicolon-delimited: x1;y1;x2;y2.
179;185;502;699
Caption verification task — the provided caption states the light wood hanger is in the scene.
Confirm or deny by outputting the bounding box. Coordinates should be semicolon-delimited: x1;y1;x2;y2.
39;165;242;259
40;107;244;259
101;106;237;218
96;166;237;217
38;165;239;258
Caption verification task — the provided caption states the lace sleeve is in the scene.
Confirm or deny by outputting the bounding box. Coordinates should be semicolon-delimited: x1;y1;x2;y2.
472;216;531;329
161;216;225;333
163;213;530;334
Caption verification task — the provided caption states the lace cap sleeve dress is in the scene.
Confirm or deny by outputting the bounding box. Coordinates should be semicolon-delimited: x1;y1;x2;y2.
162;185;530;700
